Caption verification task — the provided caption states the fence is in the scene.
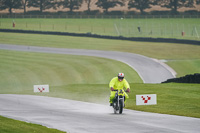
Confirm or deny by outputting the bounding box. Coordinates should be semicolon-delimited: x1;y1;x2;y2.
0;14;200;19
0;15;199;40
114;21;200;39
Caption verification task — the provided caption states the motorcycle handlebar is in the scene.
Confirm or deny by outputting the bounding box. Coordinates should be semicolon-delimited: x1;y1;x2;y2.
112;89;128;92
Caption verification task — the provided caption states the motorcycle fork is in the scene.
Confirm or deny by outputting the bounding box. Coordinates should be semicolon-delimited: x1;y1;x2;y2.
118;95;124;107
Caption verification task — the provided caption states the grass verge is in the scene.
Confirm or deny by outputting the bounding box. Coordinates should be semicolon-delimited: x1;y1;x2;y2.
0;116;65;133
0;49;142;93
127;83;200;118
166;59;200;77
1;32;200;60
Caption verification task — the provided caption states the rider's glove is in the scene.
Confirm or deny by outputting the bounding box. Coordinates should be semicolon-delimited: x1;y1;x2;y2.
126;88;130;93
111;87;114;91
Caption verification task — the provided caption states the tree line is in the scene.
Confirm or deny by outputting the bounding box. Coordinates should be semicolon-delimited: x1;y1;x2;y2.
0;0;200;15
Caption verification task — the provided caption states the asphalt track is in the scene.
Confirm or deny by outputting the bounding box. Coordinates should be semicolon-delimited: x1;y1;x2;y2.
0;44;176;83
1;94;200;133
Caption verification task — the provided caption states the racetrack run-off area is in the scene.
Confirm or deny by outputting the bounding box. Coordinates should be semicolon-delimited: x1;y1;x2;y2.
0;44;175;83
0;94;200;133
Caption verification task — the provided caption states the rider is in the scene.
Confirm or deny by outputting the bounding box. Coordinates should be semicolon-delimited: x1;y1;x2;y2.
109;73;130;106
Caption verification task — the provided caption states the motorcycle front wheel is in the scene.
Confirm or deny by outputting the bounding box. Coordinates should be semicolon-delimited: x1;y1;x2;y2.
119;99;123;114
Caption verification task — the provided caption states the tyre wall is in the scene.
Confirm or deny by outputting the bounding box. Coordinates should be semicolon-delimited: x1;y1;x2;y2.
162;73;200;83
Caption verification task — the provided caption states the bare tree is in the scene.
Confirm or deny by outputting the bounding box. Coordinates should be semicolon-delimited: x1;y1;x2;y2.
84;0;91;12
196;0;200;4
155;0;196;14
27;0;57;13
96;0;126;14
128;0;154;14
22;0;28;14
58;0;83;13
0;0;23;14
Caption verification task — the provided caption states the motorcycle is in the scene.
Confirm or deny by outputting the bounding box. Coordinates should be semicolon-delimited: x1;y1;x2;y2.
112;89;125;114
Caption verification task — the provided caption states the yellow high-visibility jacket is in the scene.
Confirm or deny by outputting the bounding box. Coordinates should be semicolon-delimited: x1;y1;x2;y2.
109;77;130;90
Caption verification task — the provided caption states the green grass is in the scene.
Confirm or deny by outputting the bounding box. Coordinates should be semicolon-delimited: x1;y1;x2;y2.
167;59;200;77
0;116;65;133
0;18;200;40
0;18;115;35
127;83;200;118
0;50;142;93
0;32;200;60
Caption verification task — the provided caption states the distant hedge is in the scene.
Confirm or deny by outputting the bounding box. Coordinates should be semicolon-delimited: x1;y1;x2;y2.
162;73;200;83
0;29;200;45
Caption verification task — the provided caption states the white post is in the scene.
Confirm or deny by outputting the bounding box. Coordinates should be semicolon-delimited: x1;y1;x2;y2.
177;23;179;37
114;23;120;36
194;27;199;38
171;23;173;36
159;22;161;36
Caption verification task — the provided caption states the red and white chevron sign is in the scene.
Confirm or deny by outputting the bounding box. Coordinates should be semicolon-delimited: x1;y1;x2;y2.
136;94;157;105
34;85;49;93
